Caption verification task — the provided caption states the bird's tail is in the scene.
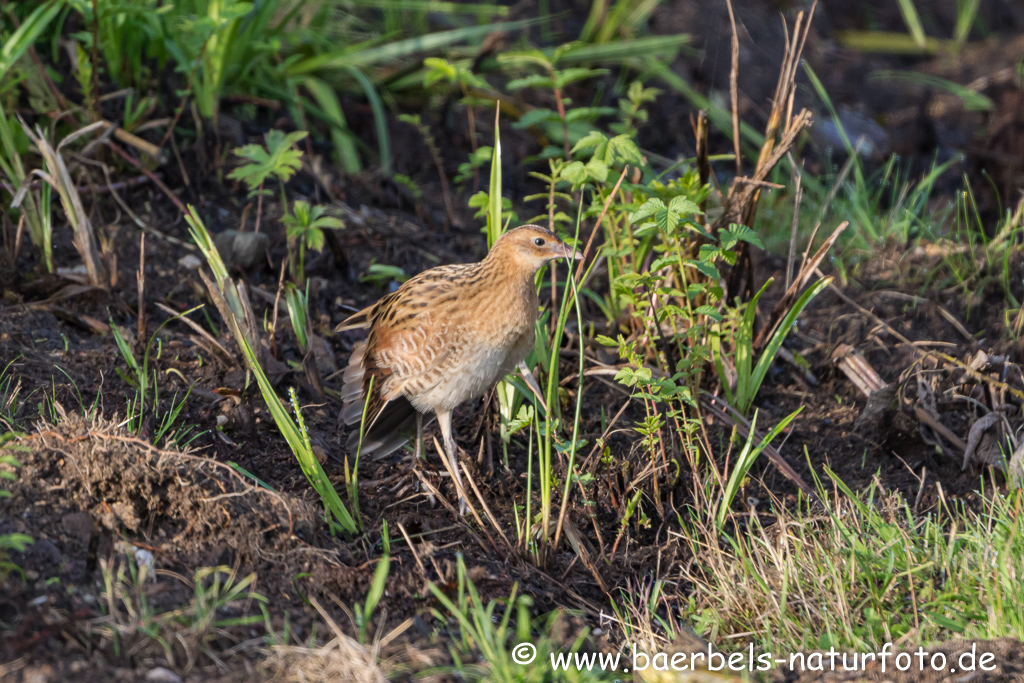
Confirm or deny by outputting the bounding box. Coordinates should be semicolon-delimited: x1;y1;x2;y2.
340;339;421;460
335;304;374;333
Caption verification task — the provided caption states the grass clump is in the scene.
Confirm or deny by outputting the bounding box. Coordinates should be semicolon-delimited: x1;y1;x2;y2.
187;206;360;536
681;469;1024;653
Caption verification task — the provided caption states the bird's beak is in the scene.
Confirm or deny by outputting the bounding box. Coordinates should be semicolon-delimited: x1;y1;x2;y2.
560;241;583;260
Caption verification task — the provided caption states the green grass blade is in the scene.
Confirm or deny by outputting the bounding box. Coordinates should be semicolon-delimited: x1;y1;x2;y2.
342;0;509;15
300;76;362;174
557;34;691;65
717;407;802;531
749;278;831;412
346;66;392;175
895;0;927;49
736;279;771;415
0;0;64;82
186;207;359;535
870;70;993;111
487;104;502;248
287;20;534;76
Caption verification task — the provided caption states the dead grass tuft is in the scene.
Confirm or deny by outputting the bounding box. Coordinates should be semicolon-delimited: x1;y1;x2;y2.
262;597;391;683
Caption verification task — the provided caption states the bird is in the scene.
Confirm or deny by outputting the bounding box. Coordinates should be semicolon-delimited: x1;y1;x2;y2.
336;225;580;512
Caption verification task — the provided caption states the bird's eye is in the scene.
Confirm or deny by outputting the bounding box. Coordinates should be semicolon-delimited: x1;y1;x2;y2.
533;237;545;246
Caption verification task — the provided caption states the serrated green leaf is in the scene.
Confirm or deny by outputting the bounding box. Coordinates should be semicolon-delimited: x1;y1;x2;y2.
698;244;721;262
630;198;664;225
607;134;643;165
586;158;609;183
666;196;698;216
571;130;607;155
720;223;764;250
686;259;721;280
561;161;587;186
650;254;681;271
695;305;722;322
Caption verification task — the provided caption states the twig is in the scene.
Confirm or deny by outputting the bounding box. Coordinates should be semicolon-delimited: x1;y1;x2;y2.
692;111;711;219
431;435;499;553
574;165;630;282
700;393;817;499
462;445;512;550
724;0;742;177
105;140;186;214
396;522;428;577
753;220;848;350
1;174;155;195
137;234;147;348
155;302;233;363
785;156;802;291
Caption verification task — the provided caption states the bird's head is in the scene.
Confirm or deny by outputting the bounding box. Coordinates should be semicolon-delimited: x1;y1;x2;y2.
489;225;581;273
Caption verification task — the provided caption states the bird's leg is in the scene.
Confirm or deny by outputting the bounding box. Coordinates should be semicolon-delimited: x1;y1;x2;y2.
436;410;467;515
411;411;436;506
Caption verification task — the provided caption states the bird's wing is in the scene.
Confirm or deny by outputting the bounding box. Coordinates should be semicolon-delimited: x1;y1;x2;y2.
340;265;472;435
334;303;375;333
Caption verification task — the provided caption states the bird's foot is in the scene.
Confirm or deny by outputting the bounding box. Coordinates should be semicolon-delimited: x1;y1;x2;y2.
407;458;438;507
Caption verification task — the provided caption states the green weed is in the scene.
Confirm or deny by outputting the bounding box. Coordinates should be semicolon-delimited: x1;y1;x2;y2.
429;554;616;682
0;445;33;582
187;207;360;536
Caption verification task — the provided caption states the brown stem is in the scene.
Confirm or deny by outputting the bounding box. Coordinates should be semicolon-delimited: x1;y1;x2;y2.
105;141;185;214
158;41;207;150
253;181;264;233
550;68;571;161
137;234;147;351
90;0;101;121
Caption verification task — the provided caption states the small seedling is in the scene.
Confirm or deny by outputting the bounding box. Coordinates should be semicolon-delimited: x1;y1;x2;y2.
281;200;344;285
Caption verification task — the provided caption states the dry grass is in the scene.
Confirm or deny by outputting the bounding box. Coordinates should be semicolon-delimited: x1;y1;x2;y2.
676;470;1024;652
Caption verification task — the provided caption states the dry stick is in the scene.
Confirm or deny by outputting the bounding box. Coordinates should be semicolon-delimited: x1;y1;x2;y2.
158;42;207;150
462;445;512;550
154;303;233;362
137;234;147;347
785;156;803;291
1;174;155;196
816;267;915;349
430;435;499;552
89;0;101;119
95;162;194;252
13;215;24;267
725;4;816;301
269;259;288;359
396;522;428;577
724;0;742;177
699;393;816;499
753;220;849;350
692;111;712;218
105;141;186;214
574;165;630;282
170;135;191;188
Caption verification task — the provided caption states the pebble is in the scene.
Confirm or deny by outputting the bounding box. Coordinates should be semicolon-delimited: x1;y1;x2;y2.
178;254;203;270
22;663;54;683
145;667;182;683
